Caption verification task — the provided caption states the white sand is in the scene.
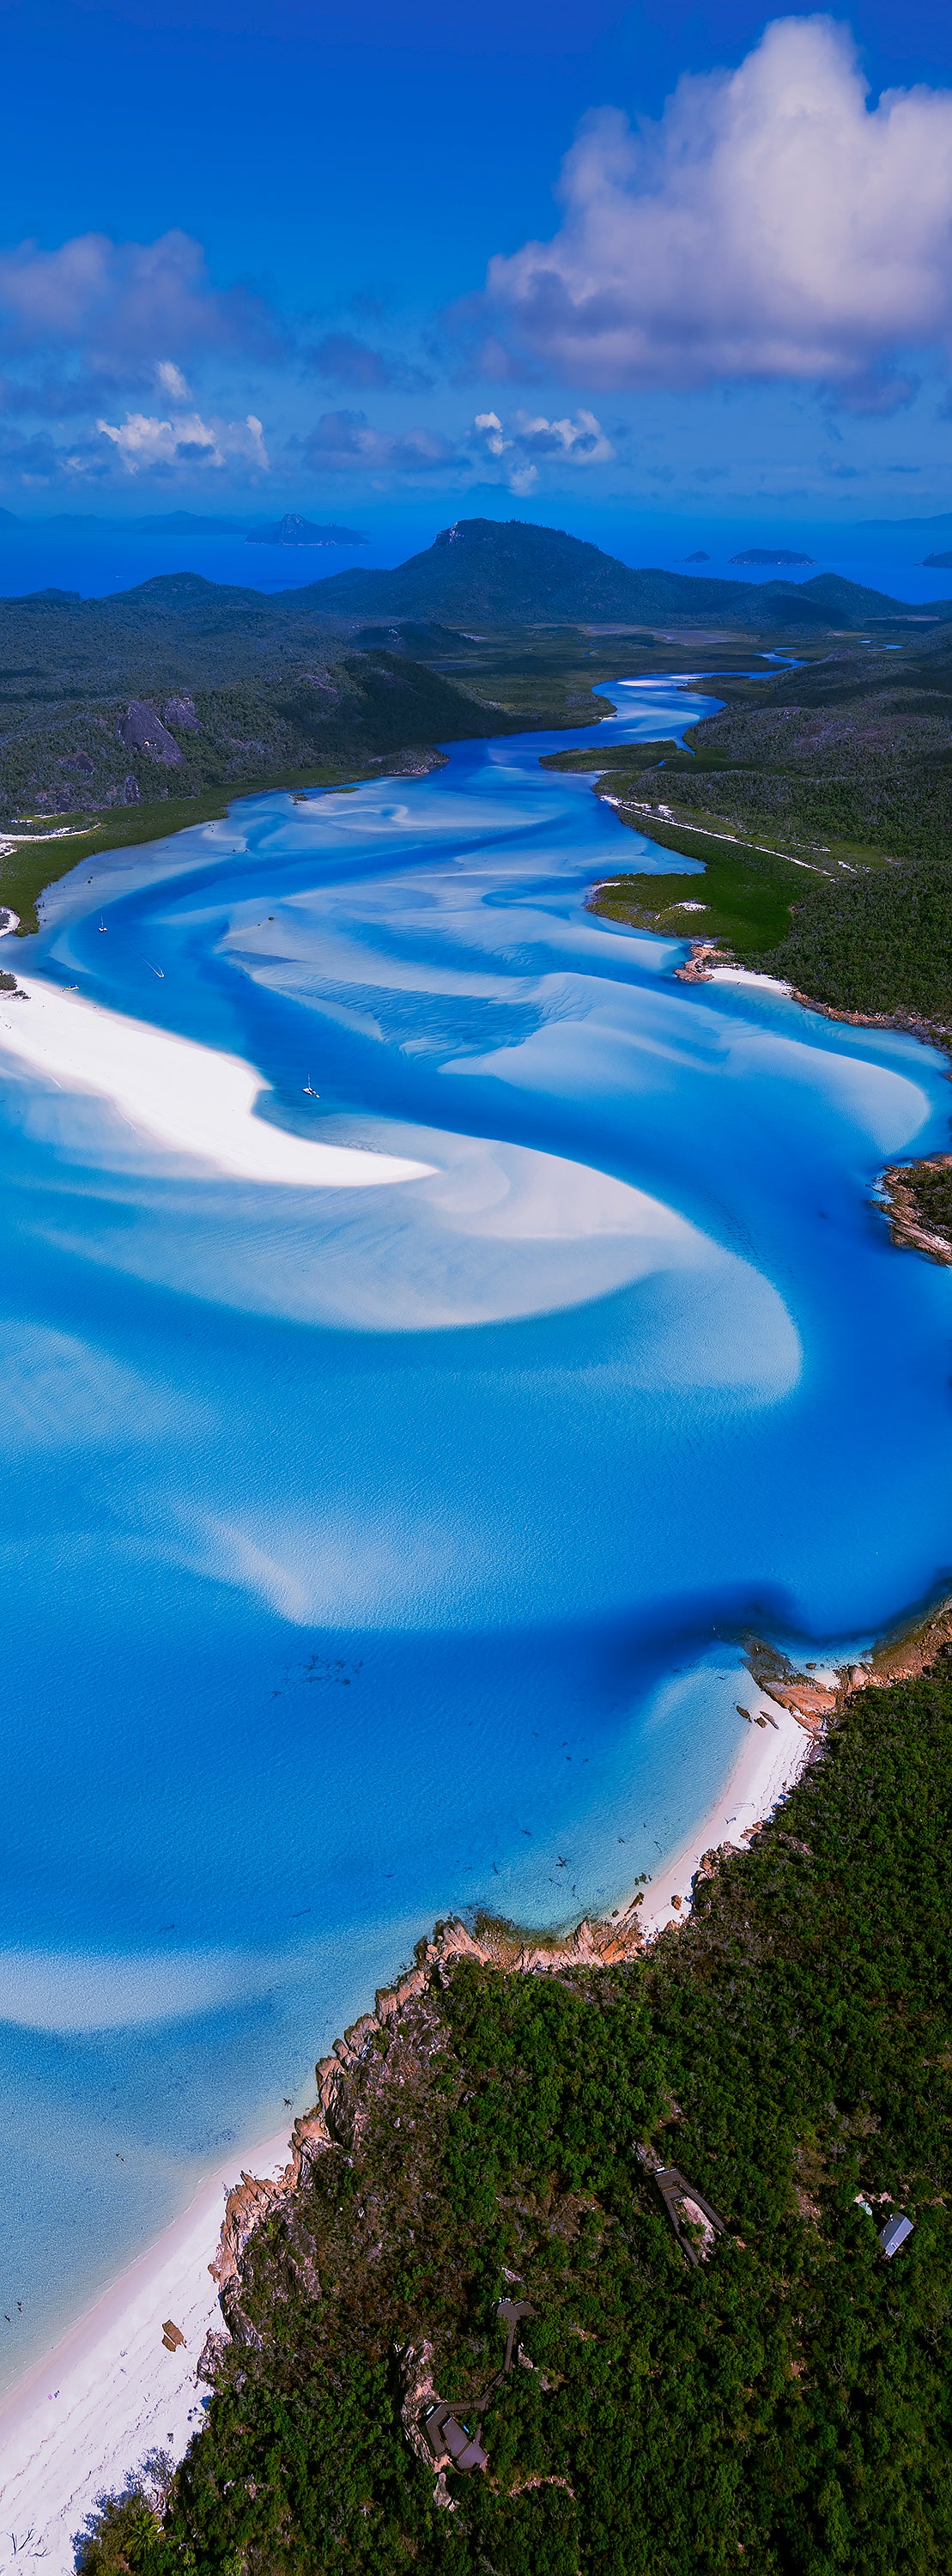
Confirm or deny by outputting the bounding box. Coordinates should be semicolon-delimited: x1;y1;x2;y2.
0;1697;819;2563
0;2128;294;2572
637;1691;815;1937
0;975;434;1188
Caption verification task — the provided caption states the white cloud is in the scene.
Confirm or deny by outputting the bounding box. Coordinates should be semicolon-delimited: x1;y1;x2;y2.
97;407;270;473
480;16;952;405
474;409;508;456
155;358;191;400
472;405;614;488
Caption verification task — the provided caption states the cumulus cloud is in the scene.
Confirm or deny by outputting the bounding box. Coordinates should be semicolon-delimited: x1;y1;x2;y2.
304;331;434;394
297;408;465;473
97;408;270;474
474;406;613;461
0;228;281;371
473;404;615;491
478;16;952;405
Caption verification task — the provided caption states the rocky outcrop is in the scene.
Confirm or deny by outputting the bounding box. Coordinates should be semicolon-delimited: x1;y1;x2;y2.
162;693;199;733
675;939;727;982
116;702;185;767
207;1910;650;2327
877;1156;952;1265
209;2105;336;2331
766;1680;838;1728
747;1589;952;1728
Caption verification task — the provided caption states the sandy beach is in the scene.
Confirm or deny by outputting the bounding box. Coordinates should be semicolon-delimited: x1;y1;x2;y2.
0;1689;817;2569
0;2126;294;2573
0;975;434;1189
636;1689;816;1938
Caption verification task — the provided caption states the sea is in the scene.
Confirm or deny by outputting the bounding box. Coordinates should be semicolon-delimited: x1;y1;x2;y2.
1;533;951;2390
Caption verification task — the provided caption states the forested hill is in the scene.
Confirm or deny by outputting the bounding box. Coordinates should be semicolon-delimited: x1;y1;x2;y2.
82;1650;952;2576
299;518;926;629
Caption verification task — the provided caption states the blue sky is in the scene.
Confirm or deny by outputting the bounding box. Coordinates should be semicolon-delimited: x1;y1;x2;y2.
2;0;952;535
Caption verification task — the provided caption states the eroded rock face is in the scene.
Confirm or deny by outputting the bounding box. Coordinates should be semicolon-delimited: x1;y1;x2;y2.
197;2326;231;2385
117;702;185;766
162;694;199;733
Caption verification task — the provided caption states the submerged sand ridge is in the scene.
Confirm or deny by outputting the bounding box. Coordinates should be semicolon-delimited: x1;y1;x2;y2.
0;971;806;1348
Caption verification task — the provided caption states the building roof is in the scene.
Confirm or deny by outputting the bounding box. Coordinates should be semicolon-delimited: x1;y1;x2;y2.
879;2213;914;2258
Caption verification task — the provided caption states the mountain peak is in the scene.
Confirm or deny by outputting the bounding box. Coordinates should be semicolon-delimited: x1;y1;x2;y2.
298;517;904;629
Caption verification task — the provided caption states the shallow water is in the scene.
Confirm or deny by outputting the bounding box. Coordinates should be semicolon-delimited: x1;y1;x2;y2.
2;676;950;2383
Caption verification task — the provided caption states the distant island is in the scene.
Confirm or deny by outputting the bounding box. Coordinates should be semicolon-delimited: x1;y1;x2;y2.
921;551;952;568
730;547;815;566
301;518;907;627
247;513;368;548
682;549;710;561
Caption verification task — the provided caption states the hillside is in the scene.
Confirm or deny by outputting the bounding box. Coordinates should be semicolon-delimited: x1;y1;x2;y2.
0;532;946;939
81;1650;952;2576
300;518;924;629
0;571;629;928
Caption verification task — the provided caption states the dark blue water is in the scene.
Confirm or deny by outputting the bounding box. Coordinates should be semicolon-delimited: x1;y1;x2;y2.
1;674;950;2379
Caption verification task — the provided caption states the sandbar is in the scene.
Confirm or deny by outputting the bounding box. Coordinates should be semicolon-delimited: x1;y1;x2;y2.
0;975;434;1189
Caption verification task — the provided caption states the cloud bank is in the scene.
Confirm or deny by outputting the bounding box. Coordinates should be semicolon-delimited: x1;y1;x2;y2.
479;16;952;405
0;228;280;371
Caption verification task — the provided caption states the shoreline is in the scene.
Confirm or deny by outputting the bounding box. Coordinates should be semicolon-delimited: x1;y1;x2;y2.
0;2127;294;2568
877;1151;952;1266
0;1692;818;2569
676;939;952;1058
633;1687;816;1938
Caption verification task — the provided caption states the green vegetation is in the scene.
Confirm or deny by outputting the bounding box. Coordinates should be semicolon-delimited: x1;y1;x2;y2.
542;737;684;773
0;573;654;926
553;630;952;1022
891;1157;952;1245
291;518;931;631
82;1653;952;2575
756;860;952;1024
880;1157;952;1261
589;849;815;955
8;546;952;1016
0;596;515;836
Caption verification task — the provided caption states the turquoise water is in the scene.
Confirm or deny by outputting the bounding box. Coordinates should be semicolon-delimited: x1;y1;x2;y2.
2;675;951;2381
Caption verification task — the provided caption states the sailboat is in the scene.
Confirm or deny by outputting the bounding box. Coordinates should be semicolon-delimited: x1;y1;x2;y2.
97;917;107;933
302;1078;319;1097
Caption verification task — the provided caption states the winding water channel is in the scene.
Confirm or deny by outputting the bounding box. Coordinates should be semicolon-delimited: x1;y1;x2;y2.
2;675;951;2376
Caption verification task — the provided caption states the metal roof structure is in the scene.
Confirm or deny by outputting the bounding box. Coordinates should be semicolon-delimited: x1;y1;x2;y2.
879;2213;914;2259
